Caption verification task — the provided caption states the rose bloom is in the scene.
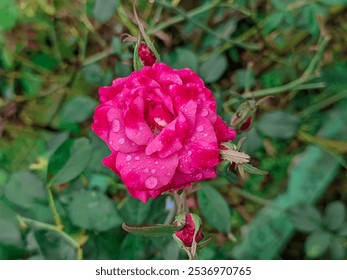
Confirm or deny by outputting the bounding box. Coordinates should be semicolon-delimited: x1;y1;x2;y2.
92;63;235;202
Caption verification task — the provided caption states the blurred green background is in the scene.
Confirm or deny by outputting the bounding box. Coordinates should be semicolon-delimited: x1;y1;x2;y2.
0;0;346;260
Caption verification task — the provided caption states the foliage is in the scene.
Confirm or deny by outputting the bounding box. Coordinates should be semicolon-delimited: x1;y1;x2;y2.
0;0;346;260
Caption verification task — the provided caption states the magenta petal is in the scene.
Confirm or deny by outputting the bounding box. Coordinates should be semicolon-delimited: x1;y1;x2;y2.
214;115;236;142
124;96;153;145
115;151;179;201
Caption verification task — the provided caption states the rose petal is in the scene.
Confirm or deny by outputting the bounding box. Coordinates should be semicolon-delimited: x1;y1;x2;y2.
115;151;179;202
124;96;153;145
214;115;236;142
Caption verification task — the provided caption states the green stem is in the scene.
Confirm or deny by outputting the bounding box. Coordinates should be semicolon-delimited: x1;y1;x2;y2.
149;1;221;34
242;35;330;99
155;1;260;51
299;90;347;119
46;183;63;230
230;186;270;207
20;217;83;260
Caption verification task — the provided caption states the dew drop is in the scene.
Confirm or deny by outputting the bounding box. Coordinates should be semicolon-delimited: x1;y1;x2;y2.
118;138;125;144
151;169;156;174
197;125;204;132
196;173;203;180
174;96;181;103
126;155;132;161
144;168;149;173
160;166;165;170
203;133;208;137
134;156;140;161
200;109;208;117
166;172;171;176
191;136;196;141
112;120;120;132
139;126;144;131
188;150;192;156
154;161;159;165
145;176;158;189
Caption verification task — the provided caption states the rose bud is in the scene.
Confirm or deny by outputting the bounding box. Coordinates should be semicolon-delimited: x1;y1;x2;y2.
231;115;252;132
173;213;203;247
138;43;156;66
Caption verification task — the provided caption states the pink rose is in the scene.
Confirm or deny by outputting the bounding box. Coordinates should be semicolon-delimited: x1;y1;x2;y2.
92;63;236;202
174;213;203;247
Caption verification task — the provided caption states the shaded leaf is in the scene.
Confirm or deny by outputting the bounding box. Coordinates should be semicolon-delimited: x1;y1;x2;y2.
242;163;269;176
0;0;18;31
305;230;331;258
122;223;183;238
47;138;92;186
199;53;228;83
198;185;231;233
289;205;322;233
68;190;122;231
257;111;300;139
93;0;118;23
323;201;346;231
329;237;345;260
60;96;97;125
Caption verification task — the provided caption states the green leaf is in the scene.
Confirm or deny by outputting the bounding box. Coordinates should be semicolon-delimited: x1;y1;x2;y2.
235;69;256;90
120;196;153;225
60;96;97;125
93;0;118;23
122;223;183;238
240;128;263;156
163;48;199;71
289;205;322;233
4;171;47;209
305;230;331;259
337;222;347;236
68;190;122;231
323;201;346;231
199;53;228;83
0;0;18;31
30;227;77;260
82;63;104;84
319;0;347;5
198;185;231;233
47;138;92;186
257;111;300;139
0;201;23;247
242;163;268;176
329;237;345;260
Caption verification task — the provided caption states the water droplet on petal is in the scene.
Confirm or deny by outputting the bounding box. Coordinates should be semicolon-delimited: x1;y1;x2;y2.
134;156;140;161
196;173;203;180
203;133;208;137
174;96;181;103
200;109;208;117
154;161;158;165
197;125;204;132
118;138;125;144
126;155;132;161
144;168;149;173
166;172;171;176
112;120;120;132
191;136;196;141
139;126;144;131
188;150;192;156
151;169;156;174
160;166;165;170
145;176;158;189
